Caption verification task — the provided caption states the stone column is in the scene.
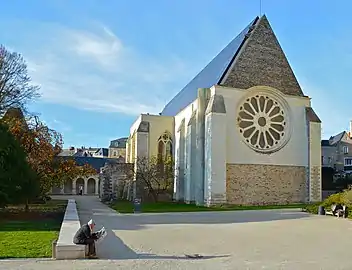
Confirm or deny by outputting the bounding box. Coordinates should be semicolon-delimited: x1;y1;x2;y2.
134;121;150;199
204;94;227;206
95;177;99;195
72;179;77;195
174;119;185;201
84;178;88;195
306;107;322;202
184;123;191;203
194;88;210;205
185;112;196;203
126;138;130;163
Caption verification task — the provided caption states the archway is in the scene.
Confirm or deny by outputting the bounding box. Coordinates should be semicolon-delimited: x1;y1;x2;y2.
52;186;61;194
76;178;84;194
64;179;73;194
87;178;96;194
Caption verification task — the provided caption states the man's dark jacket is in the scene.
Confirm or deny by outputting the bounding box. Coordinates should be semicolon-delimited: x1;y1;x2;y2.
73;224;92;244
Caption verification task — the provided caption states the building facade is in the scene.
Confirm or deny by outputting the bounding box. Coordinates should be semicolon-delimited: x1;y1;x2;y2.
108;137;128;159
321;126;352;174
126;15;322;206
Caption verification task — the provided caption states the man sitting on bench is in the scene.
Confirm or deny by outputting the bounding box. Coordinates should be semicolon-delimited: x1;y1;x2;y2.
73;219;98;259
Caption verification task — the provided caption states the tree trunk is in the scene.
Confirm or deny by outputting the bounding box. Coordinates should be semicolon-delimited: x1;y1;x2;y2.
150;190;158;202
25;199;29;212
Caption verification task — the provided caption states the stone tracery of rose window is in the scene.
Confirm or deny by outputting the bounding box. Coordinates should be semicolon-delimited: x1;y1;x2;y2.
237;91;291;153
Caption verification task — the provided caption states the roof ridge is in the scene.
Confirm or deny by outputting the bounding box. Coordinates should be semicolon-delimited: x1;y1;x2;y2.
161;17;258;116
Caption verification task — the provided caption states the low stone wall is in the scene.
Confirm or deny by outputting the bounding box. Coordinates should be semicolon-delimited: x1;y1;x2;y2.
226;164;307;205
55;199;85;260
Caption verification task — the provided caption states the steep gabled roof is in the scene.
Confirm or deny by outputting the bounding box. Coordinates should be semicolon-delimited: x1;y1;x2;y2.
161;17;258;116
161;15;304;116
329;131;346;145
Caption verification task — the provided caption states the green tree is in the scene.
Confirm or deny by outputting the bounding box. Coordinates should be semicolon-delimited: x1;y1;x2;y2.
0;123;38;208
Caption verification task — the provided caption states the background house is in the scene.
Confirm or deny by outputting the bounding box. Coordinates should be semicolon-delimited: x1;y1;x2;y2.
108;137;127;160
321;123;352;197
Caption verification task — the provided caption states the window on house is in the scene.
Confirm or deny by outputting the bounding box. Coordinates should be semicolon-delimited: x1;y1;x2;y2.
322;156;325;164
113;151;117;156
344;158;352;166
344;146;349;154
328;157;332;163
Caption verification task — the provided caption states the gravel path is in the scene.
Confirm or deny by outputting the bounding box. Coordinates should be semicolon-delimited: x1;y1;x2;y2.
2;196;352;270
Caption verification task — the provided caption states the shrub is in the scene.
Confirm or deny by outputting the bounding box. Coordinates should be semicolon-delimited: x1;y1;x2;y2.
321;192;344;207
341;190;352;207
304;203;320;214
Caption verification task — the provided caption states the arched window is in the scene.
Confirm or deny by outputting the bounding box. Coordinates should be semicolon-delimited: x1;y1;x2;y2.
157;131;172;161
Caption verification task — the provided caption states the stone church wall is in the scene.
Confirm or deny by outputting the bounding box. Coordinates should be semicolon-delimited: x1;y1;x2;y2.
226;164;307;205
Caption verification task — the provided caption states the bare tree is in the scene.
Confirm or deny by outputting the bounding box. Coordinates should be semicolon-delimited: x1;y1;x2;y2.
0;45;40;116
119;155;174;202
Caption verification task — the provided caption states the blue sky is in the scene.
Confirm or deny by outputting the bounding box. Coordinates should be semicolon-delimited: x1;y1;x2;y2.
0;0;350;147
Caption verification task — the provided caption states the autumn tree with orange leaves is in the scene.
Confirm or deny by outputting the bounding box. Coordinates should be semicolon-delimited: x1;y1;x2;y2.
2;109;96;197
0;45;95;206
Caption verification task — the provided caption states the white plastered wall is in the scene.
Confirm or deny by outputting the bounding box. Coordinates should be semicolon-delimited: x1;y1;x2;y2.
174;101;198;200
213;85;311;167
309;121;322;201
204;112;227;205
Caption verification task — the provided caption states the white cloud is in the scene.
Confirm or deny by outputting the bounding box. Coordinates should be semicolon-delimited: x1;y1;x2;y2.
18;22;192;115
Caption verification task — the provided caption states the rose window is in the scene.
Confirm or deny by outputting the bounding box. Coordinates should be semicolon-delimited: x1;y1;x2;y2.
237;93;290;153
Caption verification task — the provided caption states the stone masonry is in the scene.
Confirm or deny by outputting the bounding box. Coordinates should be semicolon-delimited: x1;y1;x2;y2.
222;15;304;97
226;164;307;205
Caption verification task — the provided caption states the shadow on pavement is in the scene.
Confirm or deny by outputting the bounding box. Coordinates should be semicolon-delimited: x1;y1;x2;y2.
98;229;229;260
58;195;311;261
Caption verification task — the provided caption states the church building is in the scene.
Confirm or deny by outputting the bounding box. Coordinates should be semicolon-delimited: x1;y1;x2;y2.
126;15;322;206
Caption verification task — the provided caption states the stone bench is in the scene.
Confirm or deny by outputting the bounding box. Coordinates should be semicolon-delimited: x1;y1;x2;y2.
55;199;86;259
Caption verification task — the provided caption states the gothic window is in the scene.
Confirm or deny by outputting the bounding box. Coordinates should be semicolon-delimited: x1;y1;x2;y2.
157;131;173;161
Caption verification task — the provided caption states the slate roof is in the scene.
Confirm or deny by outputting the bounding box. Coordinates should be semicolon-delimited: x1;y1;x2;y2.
94;148;109;157
58;156;119;173
306;107;321;123
161;14;306;116
109;137;128;148
321;140;331;147
329;131;346;146
161;17;258;116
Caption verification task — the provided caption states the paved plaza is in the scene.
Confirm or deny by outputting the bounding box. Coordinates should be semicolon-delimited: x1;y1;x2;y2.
2;196;352;270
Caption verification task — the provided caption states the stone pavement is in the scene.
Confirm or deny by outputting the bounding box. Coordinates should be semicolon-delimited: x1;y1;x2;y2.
2;195;352;270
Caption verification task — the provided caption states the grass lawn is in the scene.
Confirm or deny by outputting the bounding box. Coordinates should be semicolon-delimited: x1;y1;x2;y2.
0;199;67;259
111;200;308;214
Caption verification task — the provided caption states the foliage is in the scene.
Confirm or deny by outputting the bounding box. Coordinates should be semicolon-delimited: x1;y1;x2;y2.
0;122;38;208
320;192;345;207
0;45;40;116
304;190;352;218
111;200;308;214
341;189;352;206
1;108;96;196
303;203;320;215
119;155;174;202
